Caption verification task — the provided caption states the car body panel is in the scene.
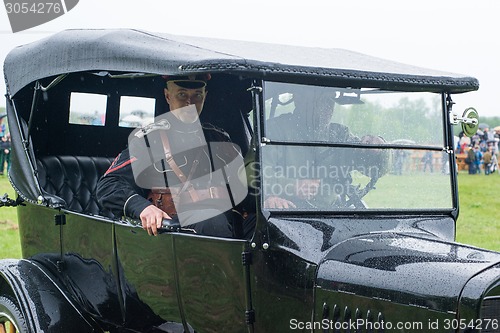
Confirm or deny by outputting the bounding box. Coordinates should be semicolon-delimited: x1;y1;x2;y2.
114;226;251;331
316;233;500;312
0;259;100;332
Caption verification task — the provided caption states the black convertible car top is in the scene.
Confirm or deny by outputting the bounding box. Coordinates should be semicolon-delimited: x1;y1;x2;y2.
4;29;478;98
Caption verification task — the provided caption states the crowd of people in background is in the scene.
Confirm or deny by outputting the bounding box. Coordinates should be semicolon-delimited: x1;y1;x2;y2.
457;126;499;175
0;117;11;176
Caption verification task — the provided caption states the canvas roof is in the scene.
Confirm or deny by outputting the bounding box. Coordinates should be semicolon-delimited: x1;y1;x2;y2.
4;29;479;97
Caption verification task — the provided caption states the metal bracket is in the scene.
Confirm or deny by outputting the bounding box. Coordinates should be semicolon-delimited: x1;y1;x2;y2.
247;85;263;93
54;214;66;226
242;251;253;266
245;309;256;325
0;193;23;208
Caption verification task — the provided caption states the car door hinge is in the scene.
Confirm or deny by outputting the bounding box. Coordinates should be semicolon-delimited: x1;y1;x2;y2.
245;309;255;325
55;214;66;226
242;251;253;266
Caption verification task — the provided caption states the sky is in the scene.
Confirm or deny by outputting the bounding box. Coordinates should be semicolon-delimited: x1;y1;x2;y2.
0;0;499;117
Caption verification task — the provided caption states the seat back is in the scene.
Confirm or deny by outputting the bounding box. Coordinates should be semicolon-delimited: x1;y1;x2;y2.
36;156;114;217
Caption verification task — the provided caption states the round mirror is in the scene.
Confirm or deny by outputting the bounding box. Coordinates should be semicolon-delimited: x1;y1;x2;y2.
461;107;479;137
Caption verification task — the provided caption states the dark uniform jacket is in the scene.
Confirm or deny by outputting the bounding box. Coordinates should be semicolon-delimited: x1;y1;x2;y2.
96;114;244;219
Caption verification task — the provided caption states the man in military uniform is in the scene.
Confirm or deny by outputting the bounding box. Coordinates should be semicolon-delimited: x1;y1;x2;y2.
262;86;388;209
97;74;253;237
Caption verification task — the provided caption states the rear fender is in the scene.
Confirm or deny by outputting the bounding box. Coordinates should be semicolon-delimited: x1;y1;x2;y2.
0;259;100;332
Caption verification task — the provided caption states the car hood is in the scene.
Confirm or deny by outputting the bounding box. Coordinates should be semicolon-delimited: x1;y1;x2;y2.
316;232;500;312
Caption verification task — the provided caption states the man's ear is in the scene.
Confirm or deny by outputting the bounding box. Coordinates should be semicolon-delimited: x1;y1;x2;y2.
164;88;170;104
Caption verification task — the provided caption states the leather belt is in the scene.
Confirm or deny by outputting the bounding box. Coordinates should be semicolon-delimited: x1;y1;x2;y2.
181;186;228;202
151;186;229;204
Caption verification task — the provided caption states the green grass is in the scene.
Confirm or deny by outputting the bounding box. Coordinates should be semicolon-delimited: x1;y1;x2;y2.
1;171;499;259
362;173;453;209
0;175;22;258
455;171;500;251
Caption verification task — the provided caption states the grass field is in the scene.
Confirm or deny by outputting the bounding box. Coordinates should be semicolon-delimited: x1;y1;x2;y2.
0;175;22;258
455;171;500;250
1;171;499;259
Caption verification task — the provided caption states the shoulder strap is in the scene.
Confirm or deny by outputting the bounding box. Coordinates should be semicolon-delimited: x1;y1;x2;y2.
159;131;188;183
159;131;200;202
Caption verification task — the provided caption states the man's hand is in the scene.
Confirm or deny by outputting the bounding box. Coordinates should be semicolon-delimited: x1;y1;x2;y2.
140;205;171;236
264;196;297;209
295;179;321;200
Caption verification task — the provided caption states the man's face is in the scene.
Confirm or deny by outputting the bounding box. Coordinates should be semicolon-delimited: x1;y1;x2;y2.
164;82;207;123
315;93;336;124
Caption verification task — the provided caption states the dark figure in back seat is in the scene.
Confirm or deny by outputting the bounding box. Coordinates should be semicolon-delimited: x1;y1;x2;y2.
96;74;255;238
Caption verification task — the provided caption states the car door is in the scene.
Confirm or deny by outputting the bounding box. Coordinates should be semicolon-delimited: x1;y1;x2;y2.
114;225;251;332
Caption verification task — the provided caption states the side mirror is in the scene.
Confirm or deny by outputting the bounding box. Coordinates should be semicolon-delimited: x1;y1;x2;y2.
451;107;479;137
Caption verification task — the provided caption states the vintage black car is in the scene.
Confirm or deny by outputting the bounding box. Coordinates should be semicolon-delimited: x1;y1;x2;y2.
1;29;498;333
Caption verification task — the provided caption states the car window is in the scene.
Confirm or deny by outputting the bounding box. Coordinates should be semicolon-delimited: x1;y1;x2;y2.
69;92;107;126
263;82;443;146
119;96;155;128
260;82;452;212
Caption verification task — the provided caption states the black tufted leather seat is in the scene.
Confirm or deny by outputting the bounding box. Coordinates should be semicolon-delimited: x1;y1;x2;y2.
36;156;115;217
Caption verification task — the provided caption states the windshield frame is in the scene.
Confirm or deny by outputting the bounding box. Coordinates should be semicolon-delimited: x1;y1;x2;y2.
252;80;458;216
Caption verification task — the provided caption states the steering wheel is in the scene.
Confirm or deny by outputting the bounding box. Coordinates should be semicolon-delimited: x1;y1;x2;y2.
330;173;379;209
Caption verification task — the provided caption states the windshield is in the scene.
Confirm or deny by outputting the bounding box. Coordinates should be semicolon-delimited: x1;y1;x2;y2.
260;82;452;212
